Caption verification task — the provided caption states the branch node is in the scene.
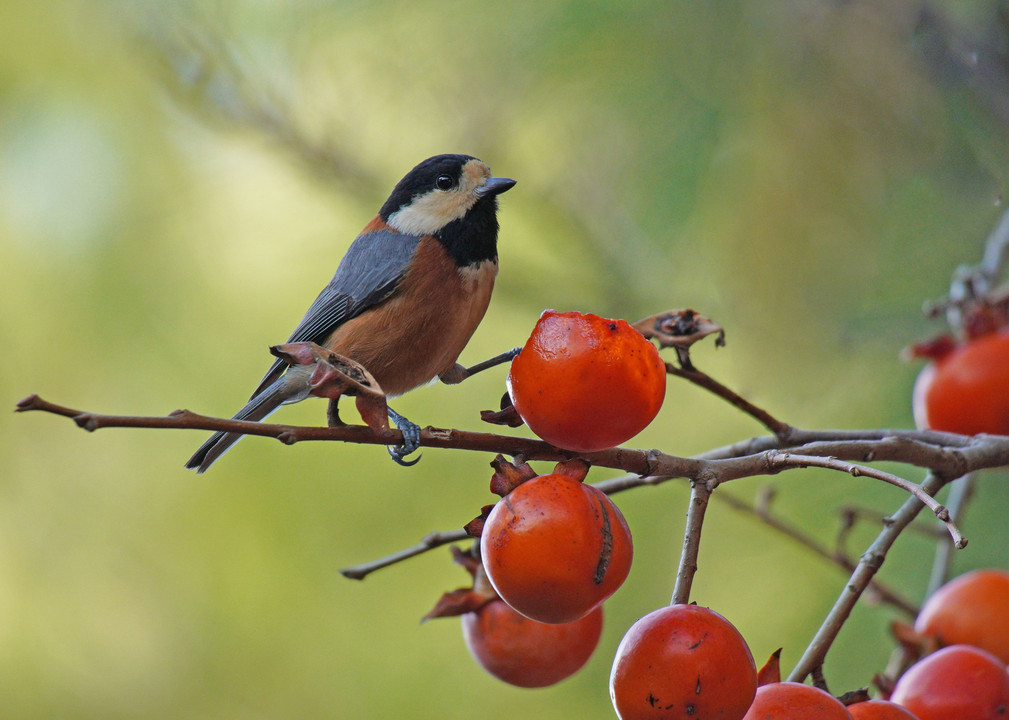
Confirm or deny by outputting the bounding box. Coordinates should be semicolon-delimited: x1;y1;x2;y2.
14;394;40;411
643;448;663;477
73;414;98;432
861;550;885;571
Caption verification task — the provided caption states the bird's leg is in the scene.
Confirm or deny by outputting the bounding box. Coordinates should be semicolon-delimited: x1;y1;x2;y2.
327;396;346;427
386;406;422;466
439;347;521;385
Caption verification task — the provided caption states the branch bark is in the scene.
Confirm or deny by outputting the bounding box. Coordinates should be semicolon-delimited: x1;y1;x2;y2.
787;471;951;683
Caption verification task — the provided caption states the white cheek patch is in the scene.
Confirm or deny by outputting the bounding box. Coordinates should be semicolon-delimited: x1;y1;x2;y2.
387;190;475;236
386;159;493;236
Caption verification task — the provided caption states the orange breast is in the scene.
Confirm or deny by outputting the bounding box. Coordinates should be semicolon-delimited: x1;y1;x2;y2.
322;238;497;397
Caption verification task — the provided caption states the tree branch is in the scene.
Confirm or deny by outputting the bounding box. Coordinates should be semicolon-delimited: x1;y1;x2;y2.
340;529;469;580
666;361;792;439
670;476;714;605
19;393;1009;585
925;472;975;597
14;393;684;476
714;489;919;617
787;471;951;684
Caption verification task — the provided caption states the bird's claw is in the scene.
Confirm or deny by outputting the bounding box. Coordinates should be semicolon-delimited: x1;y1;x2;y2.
387;407;422;466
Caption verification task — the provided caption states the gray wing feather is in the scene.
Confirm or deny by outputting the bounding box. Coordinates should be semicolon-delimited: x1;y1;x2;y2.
249;229;421;398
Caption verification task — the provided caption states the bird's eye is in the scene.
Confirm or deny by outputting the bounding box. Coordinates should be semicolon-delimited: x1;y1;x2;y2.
435;175;454;190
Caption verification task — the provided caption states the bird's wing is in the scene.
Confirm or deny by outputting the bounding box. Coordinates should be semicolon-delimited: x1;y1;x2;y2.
249;228;422;399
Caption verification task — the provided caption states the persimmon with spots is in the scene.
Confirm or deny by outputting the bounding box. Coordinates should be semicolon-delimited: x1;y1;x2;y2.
479;469;632;624
507;310;666;452
609;604;757;720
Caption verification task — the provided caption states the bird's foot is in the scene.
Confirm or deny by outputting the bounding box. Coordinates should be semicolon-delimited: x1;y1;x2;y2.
386;406;422;466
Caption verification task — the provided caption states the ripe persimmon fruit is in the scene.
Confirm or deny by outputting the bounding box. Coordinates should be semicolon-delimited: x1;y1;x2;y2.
890;645;1009;720
912;330;1009;435
914;568;1009;664
462;599;603;688
610;604;757;720
508;310;666;452
742;682;853;720
847;700;921;720
480;472;632;624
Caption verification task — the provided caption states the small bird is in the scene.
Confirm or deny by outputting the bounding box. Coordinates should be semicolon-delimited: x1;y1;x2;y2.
186;154;515;472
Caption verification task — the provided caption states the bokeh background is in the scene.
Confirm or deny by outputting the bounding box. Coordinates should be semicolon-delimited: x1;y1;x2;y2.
4;1;1009;717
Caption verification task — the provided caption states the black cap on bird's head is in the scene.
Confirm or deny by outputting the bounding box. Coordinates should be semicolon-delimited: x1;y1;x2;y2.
380;154;516;241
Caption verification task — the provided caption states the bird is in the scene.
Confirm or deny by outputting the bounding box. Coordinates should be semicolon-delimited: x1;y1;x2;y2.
186;154;516;472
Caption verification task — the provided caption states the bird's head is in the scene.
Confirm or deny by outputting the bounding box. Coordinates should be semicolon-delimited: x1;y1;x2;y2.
380;154;516;237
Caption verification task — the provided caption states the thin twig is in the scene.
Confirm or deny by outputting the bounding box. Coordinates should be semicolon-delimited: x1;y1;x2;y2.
926;472;976;597
837;505;947;543
671;477;714;605
20;393;1009;582
752;452;965;548
666;362;792;439
340;530;469;580
788;472;951;683
13;394;690;476
978;207;1009;290
714;490;918;617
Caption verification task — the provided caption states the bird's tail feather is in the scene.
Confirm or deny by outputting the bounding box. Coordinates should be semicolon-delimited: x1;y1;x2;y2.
185;373;304;473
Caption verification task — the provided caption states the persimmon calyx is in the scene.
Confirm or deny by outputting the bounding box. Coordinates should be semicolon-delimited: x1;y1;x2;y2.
632;308;726;350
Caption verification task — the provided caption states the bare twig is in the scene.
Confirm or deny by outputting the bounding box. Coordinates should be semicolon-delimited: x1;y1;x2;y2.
714;490;918;617
137;12;378;192
666;362;792;439
340;529;469;580
20;393;1009;583
788;472;951;683
837;505;947;543
13;394;686;476
979;207;1009;288
752;453;965;548
671;476;714;605
926;472;976;597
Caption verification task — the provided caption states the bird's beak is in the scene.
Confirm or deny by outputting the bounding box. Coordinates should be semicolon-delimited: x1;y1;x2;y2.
476;176;517;198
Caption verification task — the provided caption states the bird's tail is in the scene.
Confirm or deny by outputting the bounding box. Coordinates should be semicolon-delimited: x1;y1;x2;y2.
185;370;309;473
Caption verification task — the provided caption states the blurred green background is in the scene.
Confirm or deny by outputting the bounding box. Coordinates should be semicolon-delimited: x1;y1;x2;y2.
4;1;1009;717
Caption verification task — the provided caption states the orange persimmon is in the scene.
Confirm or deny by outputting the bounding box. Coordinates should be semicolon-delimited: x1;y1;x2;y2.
914;569;1009;664
507;310;666;452
890;645;1009;720
480;472;632;624
742;682;853;720
610;604;757;720
912;330;1009;435
462;599;603;688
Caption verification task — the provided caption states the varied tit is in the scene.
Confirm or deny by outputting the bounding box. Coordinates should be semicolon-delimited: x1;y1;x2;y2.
186;154;516;472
